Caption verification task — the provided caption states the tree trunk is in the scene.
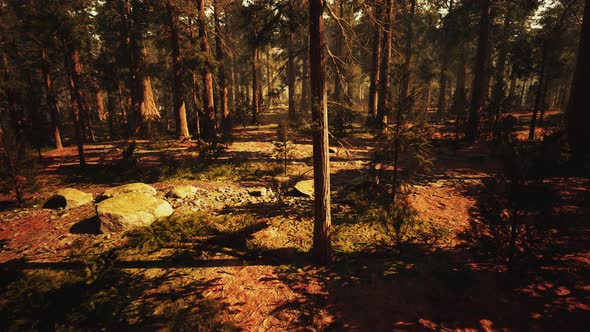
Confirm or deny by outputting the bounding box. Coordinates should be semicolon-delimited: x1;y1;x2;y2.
377;0;394;130
529;45;546;140
117;82;129;138
106;88;116;138
198;0;217;141
467;0;491;141
214;0;230;134
367;0;382;125
167;2;190;139
41;48;63;149
399;0;416;101
63;37;86;167
310;0;332;265
509;74;517;98
288;30;297;121
252;46;260;125
368;0;383;120
302;50;310;111
192;72;202;140
566;0;589;163
454;40;467;132
266;47;272;107
490;13;511;120
229;54;236;114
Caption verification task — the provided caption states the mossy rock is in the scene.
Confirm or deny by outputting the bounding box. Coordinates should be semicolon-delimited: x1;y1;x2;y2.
96;193;174;233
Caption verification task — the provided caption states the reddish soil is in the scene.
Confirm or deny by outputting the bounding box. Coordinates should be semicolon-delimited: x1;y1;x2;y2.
1;109;588;331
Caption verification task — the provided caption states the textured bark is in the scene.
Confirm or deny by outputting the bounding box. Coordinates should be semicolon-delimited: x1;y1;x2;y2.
252;46;260;125
367;0;382;124
399;0;416;100
333;1;345;104
467;0;491;140
63;36;86;167
566;0;589;163
167;2;190;139
454;41;467;123
377;0;394;129
490;13;511;119
266;47;272;107
288;31;297;121
214;0;230;133
302;50;310;110
436;1;454;121
310;0;332;265
106;89;116;138
192;72;202;140
96;88;106;121
198;0;217;140
529;44;546;140
41;48;63;149
213;0;231;133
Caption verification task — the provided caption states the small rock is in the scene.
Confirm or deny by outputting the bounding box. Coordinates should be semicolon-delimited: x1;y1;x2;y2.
247;187;268;197
329;147;338;154
44;188;93;210
294;180;314;197
166;185;199;199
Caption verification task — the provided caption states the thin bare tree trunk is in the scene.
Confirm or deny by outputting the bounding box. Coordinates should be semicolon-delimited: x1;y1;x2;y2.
467;0;491;141
287;1;297;121
167;1;190;139
310;0;331;265
214;0;230;133
399;0;415;100
529;44;546;140
252;46;260;125
63;36;86;167
377;0;394;130
41;48;63;149
566;0;590;163
266;47;272;107
197;0;217;140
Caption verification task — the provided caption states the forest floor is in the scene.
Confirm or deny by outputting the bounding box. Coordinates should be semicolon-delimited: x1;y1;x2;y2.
0;107;588;331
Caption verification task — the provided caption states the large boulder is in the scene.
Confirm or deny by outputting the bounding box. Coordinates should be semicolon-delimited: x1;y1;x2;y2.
99;183;157;201
44;188;93;209
294;180;314;197
166;185;198;199
96;193;174;233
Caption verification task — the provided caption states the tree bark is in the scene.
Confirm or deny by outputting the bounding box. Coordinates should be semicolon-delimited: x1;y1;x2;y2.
566;0;589;163
41;48;63;149
302;49;310;111
214;0;230;133
454;40;467;132
529;44;546;140
490;13;511;119
310;0;332;265
197;0;217;141
288;31;297;121
63;36;86;167
252;46;260;125
367;0;382;125
399;0;416;100
467;0;491;141
377;0;394;130
167;2;190;139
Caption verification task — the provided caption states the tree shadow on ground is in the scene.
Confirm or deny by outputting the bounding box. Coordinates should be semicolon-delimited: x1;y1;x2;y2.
270;243;590;331
0;253;238;331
